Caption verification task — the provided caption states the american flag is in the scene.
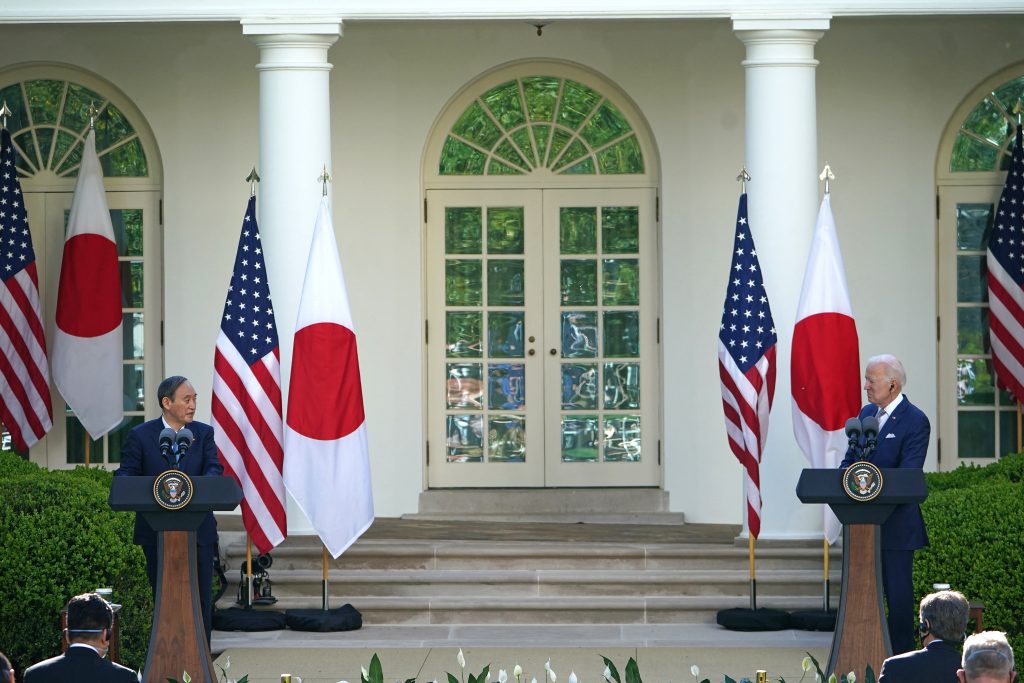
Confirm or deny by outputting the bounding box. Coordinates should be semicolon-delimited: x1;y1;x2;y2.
988;126;1024;405
211;195;286;554
0;128;53;451
718;192;776;539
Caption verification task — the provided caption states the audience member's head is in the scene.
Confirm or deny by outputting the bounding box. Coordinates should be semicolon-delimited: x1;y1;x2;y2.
65;592;114;651
919;589;970;644
0;651;13;683
958;631;1017;683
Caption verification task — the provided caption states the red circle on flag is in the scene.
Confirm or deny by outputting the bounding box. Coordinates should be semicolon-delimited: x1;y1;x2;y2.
55;234;122;337
791;312;862;431
287;322;365;440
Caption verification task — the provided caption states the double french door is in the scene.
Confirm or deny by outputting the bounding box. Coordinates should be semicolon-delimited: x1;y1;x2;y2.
427;188;659;487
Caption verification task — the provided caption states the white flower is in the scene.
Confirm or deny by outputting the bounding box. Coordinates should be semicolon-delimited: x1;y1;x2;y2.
458;649;466;669
499;670;508;683
531;678;538;683
183;674;192;683
545;663;556;683
569;671;577;683
603;666;612;682
691;665;700;678
545;661;552;673
847;673;856;683
802;657;813;672
827;675;837;683
514;665;523;682
362;666;370;680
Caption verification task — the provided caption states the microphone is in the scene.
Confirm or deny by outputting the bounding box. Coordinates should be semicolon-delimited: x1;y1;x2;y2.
175;428;194;465
158;428;175;465
845;417;862;450
861;416;880;456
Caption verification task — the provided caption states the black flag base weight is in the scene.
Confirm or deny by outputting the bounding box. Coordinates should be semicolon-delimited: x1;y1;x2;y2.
790;609;838;631
716;607;792;631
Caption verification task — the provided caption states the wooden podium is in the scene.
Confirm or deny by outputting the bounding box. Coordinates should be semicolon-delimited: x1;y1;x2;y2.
796;467;927;678
109;475;241;683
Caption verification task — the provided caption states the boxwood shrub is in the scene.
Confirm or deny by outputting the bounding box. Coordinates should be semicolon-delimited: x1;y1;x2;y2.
0;452;152;677
914;453;1023;654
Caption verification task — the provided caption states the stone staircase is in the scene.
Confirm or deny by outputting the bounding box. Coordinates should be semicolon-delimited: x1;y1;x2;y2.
214;517;841;626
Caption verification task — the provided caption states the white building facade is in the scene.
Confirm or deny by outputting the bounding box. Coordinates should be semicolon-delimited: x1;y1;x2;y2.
1;1;1021;540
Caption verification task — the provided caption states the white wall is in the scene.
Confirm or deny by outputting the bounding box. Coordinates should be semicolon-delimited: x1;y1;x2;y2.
1;14;1022;527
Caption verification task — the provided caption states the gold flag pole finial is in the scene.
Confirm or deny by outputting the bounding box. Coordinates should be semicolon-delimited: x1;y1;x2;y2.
819;164;835;195
1014;100;1023;127
0;102;11;131
86;100;99;131
246;166;260;197
319;165;332;197
736;166;751;194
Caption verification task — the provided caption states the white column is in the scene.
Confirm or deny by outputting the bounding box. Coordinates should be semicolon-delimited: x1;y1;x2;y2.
734;18;830;540
243;18;341;536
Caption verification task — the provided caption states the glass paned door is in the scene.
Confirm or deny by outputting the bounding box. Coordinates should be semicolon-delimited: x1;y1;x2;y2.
543;189;658;486
938;185;1019;468
34;191;161;469
428;190;545;487
427;188;659;487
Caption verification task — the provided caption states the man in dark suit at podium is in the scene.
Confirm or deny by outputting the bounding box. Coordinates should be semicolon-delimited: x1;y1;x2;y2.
841;354;929;655
115;375;223;643
879;589;969;682
24;593;137;683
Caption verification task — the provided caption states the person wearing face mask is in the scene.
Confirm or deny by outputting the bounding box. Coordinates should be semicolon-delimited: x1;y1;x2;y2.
23;593;137;682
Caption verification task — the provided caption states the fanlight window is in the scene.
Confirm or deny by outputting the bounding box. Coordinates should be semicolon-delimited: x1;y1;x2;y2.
0;78;148;178
951;74;1023;172
439;76;644;176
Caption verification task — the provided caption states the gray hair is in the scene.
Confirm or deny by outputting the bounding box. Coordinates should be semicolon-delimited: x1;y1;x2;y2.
919;590;969;643
868;354;907;387
962;631;1015;680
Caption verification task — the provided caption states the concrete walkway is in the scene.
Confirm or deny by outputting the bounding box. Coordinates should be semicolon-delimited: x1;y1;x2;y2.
213;624;832;683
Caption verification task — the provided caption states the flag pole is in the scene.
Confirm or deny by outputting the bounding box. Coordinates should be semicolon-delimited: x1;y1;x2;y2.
0;101;10;130
319;165;331;197
322;545;330;611
1015;103;1023;454
247;166;260;197
81;101;99;470
736;166;750;193
748;533;757;610
823;537;831;611
244;535;254;608
819;164;835;195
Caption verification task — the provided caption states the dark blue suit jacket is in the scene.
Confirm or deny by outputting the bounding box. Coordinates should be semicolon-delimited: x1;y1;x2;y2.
840;395;929;551
24;645;138;683
878;639;962;683
114;417;223;546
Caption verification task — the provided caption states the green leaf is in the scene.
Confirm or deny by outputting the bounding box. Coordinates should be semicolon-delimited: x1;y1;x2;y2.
370;653;385;683
724;677;737;683
600;656;621;683
623;658;642;683
238;677;249;683
449;673;461;683
404;678;418;683
865;664;875;683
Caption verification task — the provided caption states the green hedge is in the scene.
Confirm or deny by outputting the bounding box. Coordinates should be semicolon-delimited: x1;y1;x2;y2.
0;452;152;677
914;453;1024;655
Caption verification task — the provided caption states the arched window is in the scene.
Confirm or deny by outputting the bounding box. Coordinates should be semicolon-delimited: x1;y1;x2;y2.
937;68;1023;468
0;65;161;469
0;78;149;178
424;61;660;490
438;76;644;176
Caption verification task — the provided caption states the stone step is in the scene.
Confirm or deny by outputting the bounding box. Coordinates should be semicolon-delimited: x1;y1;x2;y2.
221;537;840;572
214;594;840;624
218;568;842;598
